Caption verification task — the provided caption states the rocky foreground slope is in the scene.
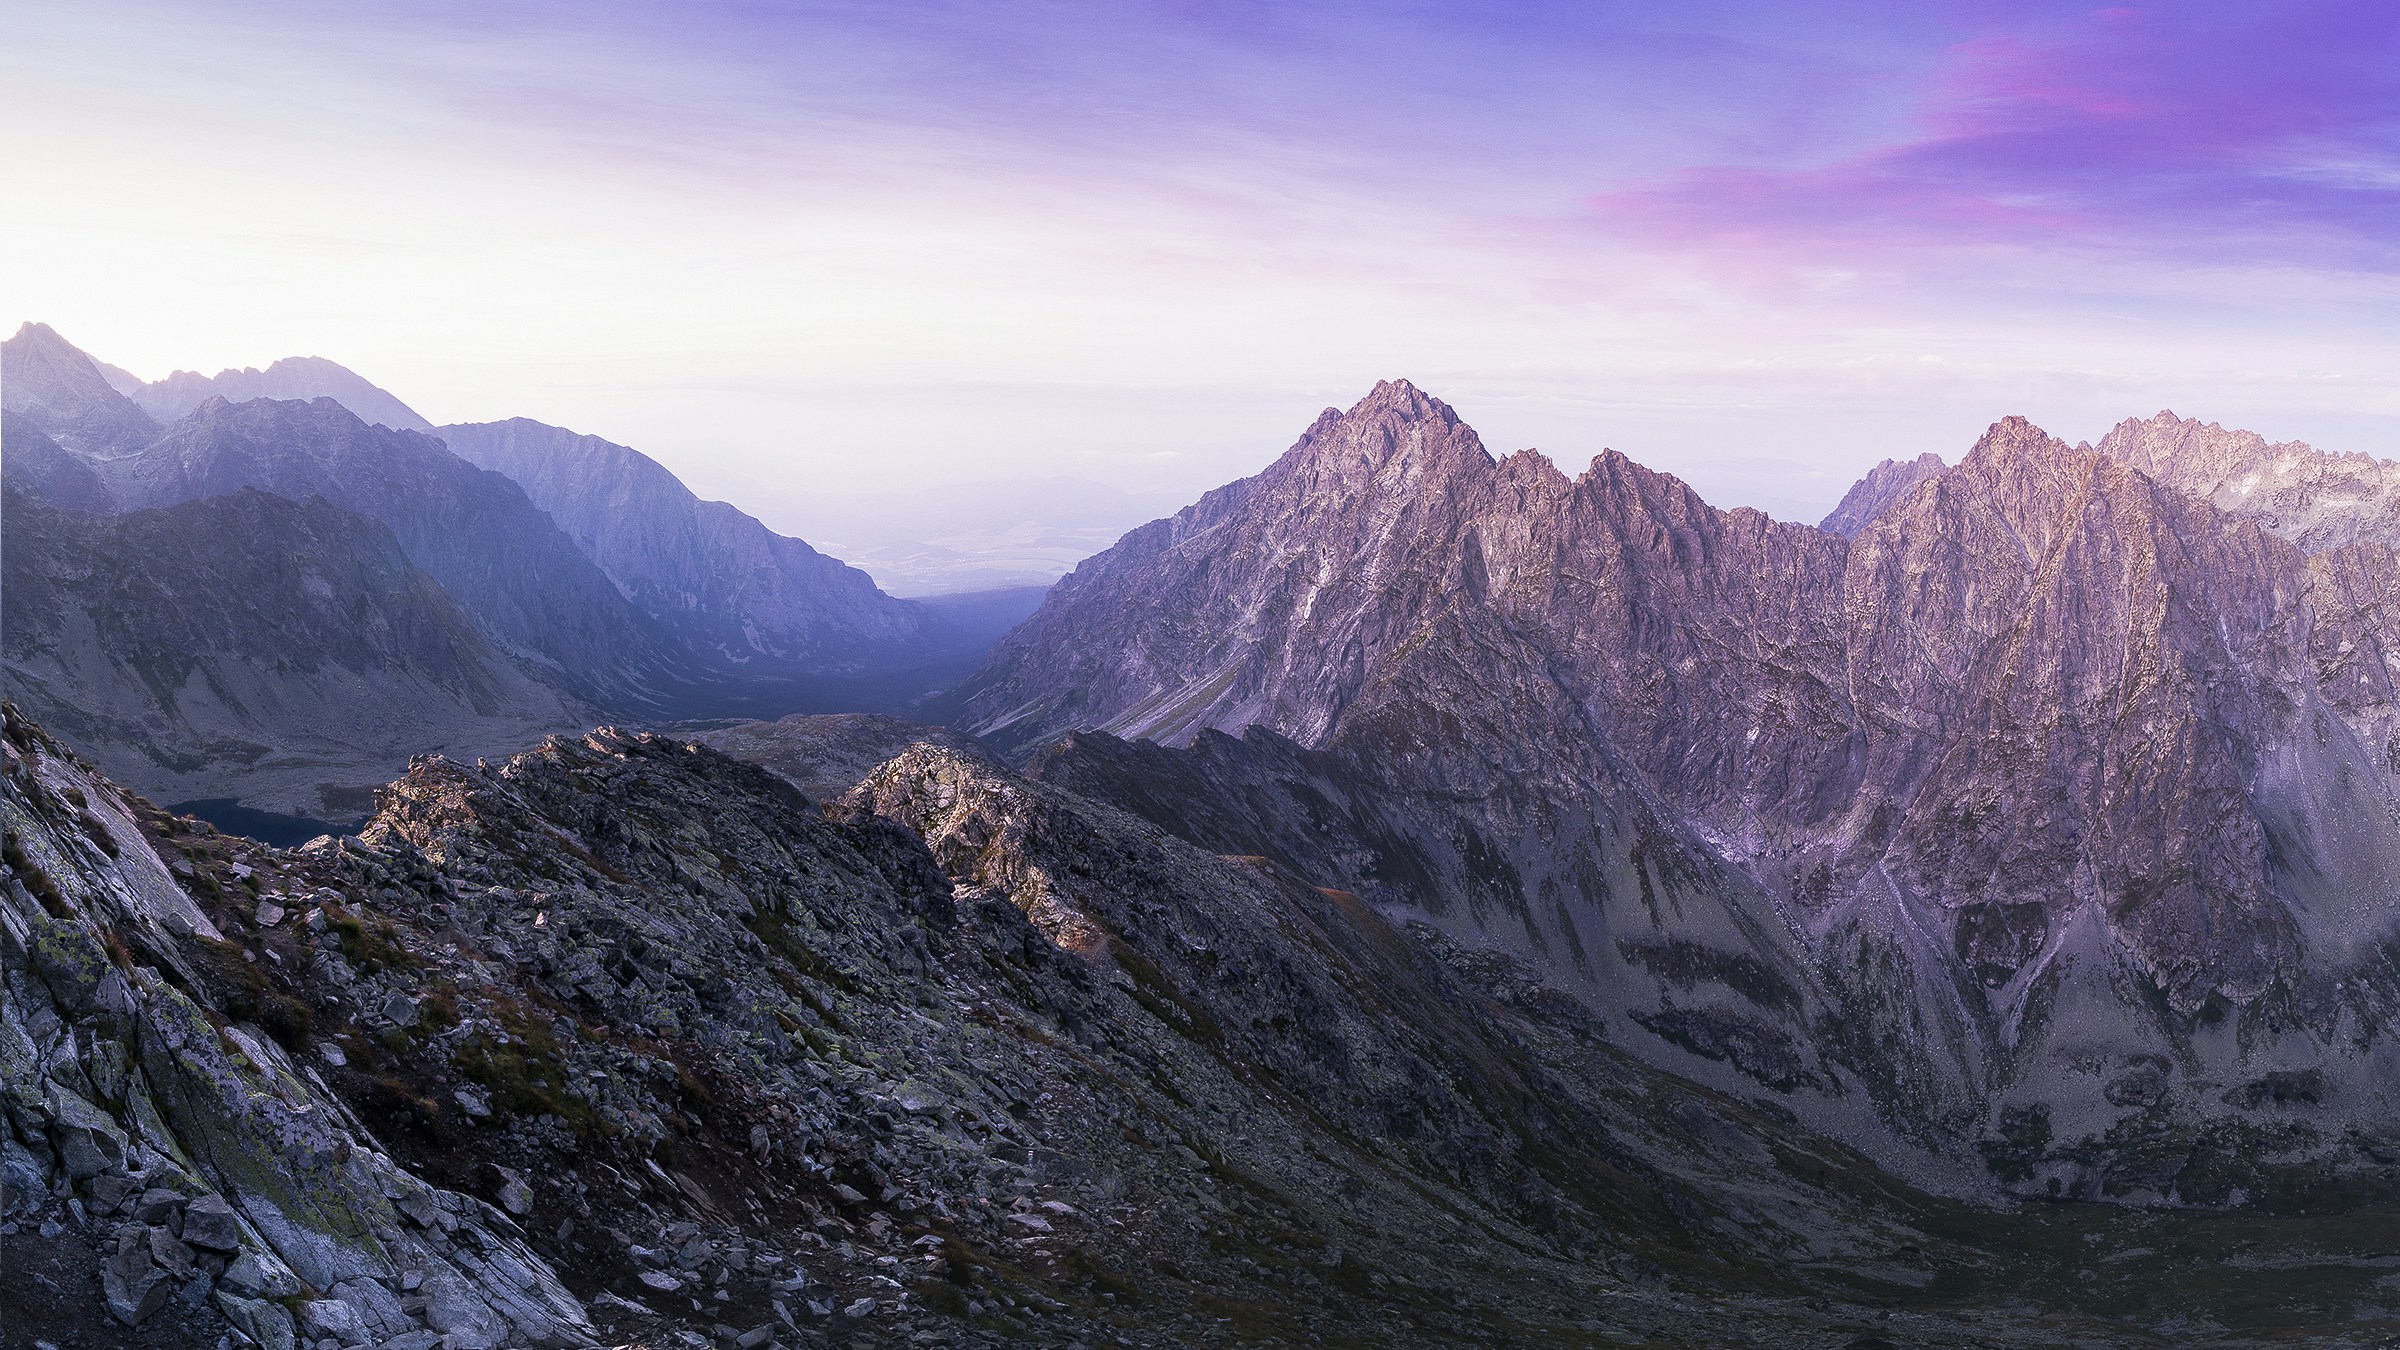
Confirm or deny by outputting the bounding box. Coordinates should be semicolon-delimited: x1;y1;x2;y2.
29;703;2400;1347
952;380;2400;1208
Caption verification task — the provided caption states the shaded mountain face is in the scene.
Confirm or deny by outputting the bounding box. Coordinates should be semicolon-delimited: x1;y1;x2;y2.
1819;450;1946;535
1;486;590;818
434;418;927;668
0;410;117;513
956;381;2400;1195
84;395;674;707
126;355;436;432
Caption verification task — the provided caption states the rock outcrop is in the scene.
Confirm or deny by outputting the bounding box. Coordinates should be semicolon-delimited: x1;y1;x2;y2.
0;706;588;1349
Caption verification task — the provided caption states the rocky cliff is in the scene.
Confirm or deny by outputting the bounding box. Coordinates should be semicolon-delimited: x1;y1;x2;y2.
954;381;2400;1199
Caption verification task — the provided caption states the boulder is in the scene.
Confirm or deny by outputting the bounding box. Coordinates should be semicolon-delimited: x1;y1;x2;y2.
216;1291;299;1350
147;1223;196;1280
100;1241;171;1326
221;1246;304;1300
299;1296;373;1346
47;1089;127;1179
182;1192;244;1252
133;1186;186;1227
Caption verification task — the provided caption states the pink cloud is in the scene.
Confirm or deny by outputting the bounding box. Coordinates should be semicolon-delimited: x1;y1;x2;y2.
1587;2;2400;276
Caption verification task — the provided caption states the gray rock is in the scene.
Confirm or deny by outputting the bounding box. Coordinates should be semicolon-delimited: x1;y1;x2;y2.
181;1192;243;1252
221;1247;304;1300
133;1186;186;1226
101;1241;171;1326
379;994;420;1028
298;1297;372;1346
48;1090;128;1179
842;1297;876;1319
419;1269;509;1350
496;1175;532;1217
84;1170;137;1216
392;1191;442;1229
147;1223;196;1280
2;1137;51;1215
216;1291;300;1350
330;1277;412;1339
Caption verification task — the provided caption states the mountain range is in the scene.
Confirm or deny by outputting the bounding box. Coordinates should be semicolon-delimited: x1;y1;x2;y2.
0;323;1036;824
105;354;438;433
17;343;2400;1344
954;379;2400;1203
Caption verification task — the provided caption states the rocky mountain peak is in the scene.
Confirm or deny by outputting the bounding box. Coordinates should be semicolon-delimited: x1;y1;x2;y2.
2087;409;2400;555
0;322;158;459
2097;409;2271;477
961;385;2400;1199
129;355;434;432
1820;450;1947;536
1571;444;1717;517
1959;413;2083;473
1271;377;1491;491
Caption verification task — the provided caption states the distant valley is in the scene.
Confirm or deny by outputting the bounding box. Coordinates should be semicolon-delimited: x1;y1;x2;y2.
0;323;1042;830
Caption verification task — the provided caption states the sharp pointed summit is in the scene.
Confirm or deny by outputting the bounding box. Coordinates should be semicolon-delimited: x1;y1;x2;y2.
0;322;159;458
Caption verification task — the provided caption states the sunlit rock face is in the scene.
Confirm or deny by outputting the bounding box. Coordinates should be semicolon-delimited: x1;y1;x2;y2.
958;380;2400;1199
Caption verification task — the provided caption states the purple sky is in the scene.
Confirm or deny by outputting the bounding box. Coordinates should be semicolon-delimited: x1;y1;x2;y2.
8;0;2399;556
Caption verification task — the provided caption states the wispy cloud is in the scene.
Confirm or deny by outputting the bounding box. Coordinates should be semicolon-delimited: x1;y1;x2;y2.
1588;3;2400;278
8;0;2400;525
